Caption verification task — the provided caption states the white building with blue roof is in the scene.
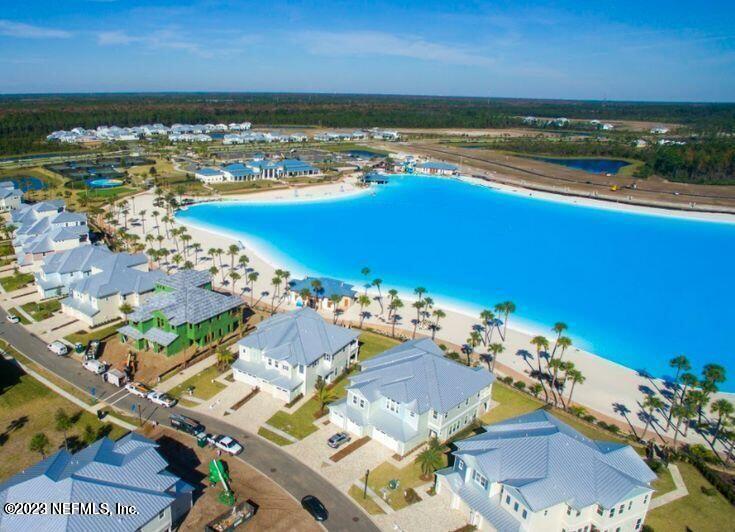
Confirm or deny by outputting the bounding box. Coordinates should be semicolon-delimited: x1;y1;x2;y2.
0;181;23;212
329;338;494;455
193;158;319;184
415;161;459;176
436;410;656;532
232;307;360;402
288;276;357;312
0;433;193;532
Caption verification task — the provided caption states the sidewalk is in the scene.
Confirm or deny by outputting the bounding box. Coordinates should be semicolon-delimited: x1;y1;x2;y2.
156;354;217;392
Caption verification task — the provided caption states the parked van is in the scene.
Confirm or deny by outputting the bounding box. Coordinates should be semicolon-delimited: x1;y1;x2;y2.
82;359;107;375
47;341;69;356
169;414;206;437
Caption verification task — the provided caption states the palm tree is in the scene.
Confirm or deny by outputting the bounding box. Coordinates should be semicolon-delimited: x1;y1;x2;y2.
238;254;249;270
54;408;72;451
551;322;568;358
310;279;323;307
299;287;312;308
529;383;543;398
465;331;482;366
416;438;444;480
119;303;134;320
181;234;192;256
710;399;734;443
360;267;371;295
229;271;241;294
431;309;446;340
151;210;160;235
670;402;690;449
555;336;572;361
247;271;259;304
411;300;425;338
183;260;194;270
208;247;218;267
216;345;235;370
414;286;427;306
548;358;565;406
479;310;494;345
357;294;371;328
566;368;585;409
640;394;665;442
669;355;691;385
387;288;398;312
29;432;50;458
209;265;219;284
139;209;147;233
191;242;202;264
228;244;239;271
171;253;182;270
530;335;550;401
329;294;342;323
314;377;336;413
488;343;504;372
389;297;403;337
494;301;516;340
271;276;283;310
371;278;384;314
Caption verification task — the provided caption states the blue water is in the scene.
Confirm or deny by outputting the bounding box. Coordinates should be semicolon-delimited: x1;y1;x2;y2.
347;149;385;159
534;157;631;175
177;175;735;389
87;178;123;188
8;177;45;191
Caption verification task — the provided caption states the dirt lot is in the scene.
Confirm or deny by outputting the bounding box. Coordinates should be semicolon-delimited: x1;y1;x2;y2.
100;337;200;385
143;426;321;532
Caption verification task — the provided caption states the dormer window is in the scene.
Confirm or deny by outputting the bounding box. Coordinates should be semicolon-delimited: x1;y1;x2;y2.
386;398;399;413
471;469;488;489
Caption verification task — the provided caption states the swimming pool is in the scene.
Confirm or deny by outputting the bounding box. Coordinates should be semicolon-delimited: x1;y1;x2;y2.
533;157;632;174
177;175;735;389
87;178;124;188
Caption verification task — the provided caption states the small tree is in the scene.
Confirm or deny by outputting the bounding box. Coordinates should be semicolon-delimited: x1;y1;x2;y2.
216;346;235;371
416;438;444;480
314;376;336;414
54;408;73;451
29;432;50;458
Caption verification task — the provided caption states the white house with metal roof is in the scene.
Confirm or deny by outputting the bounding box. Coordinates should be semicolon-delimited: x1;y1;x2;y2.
10;200;90;268
288;276;358;312
232;307;360;402
61;252;164;327
194;158;319;184
0;181;23;212
415;161;459;176
436;410;656;532
0;433;193;532
329;338;494;455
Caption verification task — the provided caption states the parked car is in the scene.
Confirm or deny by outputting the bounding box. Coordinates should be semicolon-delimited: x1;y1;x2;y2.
301;495;328;521
169;413;206;437
207;434;243;455
82;359;107;375
6;314;20;324
84;340;100;360
47;341;69;356
327;432;351;449
125;381;151;398
147;390;177;408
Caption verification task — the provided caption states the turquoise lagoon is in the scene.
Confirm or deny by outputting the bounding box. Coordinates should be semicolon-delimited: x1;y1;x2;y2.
177;175;735;389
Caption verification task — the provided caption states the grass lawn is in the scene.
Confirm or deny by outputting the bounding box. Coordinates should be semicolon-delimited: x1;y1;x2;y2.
7;307;30;325
651;464;676;496
0;358;127;482
257;427;293;446
0;242;12;257
646;461;735;531
263;330;400;440
21;298;61;321
86;186;137;199
65;321;122;344
0;272;34;292
367;456;447;511
348;485;386;515
167;365;226;401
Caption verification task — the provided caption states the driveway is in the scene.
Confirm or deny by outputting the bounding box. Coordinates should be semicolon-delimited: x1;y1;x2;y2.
0;307;378;532
285;422;393;491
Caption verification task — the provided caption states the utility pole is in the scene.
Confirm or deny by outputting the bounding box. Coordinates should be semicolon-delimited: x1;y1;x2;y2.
363;469;370;499
137;403;142;426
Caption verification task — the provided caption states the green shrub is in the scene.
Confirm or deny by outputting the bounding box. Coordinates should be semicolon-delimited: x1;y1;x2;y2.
513;381;526;391
701;486;717;496
501;376;514;385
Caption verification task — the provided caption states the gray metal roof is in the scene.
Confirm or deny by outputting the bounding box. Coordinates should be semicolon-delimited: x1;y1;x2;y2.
452;410;656;512
129;271;241;326
236;307;359;366
144;327;179;347
40;245;118;275
350;338;494;414
0;433;192;531
69;254;164;299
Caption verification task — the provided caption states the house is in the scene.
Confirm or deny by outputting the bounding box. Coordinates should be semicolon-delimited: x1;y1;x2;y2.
0;181;22;212
194;167;226;183
119;270;243;356
232;307;360;401
415;161;459;176
650;126;670;134
10;201;90;268
0;433;193;532
288;276;357;311
436;410;656;532
34;245;136;299
193;159;319;184
60;251;163;327
329;338;494;455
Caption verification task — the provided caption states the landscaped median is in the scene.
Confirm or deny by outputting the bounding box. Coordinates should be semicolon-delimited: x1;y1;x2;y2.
257;427;293;446
262;331;400;441
348;485;386;515
167;365;227;407
21;298;61;321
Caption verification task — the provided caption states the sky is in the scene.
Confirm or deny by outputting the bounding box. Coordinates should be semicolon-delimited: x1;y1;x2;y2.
1;1;734;101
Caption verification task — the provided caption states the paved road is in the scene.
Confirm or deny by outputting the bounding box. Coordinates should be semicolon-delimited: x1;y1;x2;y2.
0;309;378;532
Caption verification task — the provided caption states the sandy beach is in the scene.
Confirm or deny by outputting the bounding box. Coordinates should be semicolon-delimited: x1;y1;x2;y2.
124;176;731;446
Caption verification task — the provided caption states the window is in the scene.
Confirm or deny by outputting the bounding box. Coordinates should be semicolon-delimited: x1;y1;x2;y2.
567;506;572;516
409;411;415;418
522;509;527;519
457;459;465;471
619;504;624;514
386;398;399;413
432;410;439;420
635;519;642;530
596;506;604;516
513;502;519;512
505;495;510;504
628;501;633;510
609;508;615;518
352;395;359;405
472;470;488;489
359;399;365;408
643;495;648;504
159;510;165;519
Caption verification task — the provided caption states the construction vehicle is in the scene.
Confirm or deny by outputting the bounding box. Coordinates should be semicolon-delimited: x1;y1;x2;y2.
209;459;236;506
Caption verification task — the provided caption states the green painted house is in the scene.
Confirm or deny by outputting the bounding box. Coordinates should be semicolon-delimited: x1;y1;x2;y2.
118;269;243;356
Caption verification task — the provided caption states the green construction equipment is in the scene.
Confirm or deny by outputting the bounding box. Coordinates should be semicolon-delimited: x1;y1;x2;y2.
209;459;236;506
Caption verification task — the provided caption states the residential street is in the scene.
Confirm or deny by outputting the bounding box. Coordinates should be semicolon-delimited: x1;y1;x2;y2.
0;308;378;532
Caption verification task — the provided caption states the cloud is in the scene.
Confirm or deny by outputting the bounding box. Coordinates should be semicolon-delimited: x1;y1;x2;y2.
0;19;72;39
299;30;494;67
96;28;213;58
